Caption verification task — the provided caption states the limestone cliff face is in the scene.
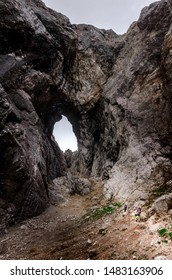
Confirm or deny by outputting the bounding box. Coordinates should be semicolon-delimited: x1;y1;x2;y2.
0;0;172;228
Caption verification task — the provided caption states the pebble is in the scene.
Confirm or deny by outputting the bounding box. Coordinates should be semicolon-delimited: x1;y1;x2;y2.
98;228;108;235
20;225;28;230
121;226;128;231
86;239;92;246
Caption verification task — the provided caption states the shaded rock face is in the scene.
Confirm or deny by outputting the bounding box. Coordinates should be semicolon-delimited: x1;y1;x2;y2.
0;0;172;226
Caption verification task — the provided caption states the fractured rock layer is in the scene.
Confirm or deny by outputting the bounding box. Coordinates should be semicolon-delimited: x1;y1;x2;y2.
0;0;172;227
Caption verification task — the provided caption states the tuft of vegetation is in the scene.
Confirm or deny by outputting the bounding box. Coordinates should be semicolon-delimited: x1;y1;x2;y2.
82;202;122;222
153;186;166;195
111;202;123;208
158;228;172;243
159;228;167;237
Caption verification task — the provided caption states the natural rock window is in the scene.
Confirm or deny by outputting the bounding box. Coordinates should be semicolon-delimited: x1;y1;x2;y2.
53;116;78;152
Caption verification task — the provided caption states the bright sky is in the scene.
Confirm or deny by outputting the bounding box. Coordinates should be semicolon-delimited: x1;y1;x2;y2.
53;116;78;152
44;0;154;151
43;0;154;34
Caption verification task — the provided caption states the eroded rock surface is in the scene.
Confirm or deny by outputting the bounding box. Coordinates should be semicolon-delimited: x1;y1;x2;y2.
0;0;172;228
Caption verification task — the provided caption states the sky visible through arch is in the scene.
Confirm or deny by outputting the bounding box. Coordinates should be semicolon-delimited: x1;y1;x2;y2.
44;0;154;151
53;116;78;152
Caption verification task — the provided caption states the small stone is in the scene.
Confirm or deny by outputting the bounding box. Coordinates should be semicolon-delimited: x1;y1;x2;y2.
20;225;28;230
121;226;128;231
86;239;92;246
98;228;108;235
134;230;140;234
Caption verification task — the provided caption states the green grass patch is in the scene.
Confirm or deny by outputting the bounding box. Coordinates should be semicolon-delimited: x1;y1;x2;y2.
159;228;167;237
92;206;114;218
158;228;172;243
111;202;123;208
82;202;122;222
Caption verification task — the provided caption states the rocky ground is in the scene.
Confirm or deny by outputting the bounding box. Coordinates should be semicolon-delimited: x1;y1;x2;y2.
0;181;171;260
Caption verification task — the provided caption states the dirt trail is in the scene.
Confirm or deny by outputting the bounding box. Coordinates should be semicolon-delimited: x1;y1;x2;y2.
0;184;172;260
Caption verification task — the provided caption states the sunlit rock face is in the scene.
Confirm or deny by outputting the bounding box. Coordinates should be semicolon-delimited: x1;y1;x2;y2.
0;0;172;227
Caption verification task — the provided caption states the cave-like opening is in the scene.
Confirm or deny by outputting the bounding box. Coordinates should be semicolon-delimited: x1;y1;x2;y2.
53;115;78;152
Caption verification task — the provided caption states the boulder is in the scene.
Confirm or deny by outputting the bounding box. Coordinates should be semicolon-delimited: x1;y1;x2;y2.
70;177;91;196
152;194;172;215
